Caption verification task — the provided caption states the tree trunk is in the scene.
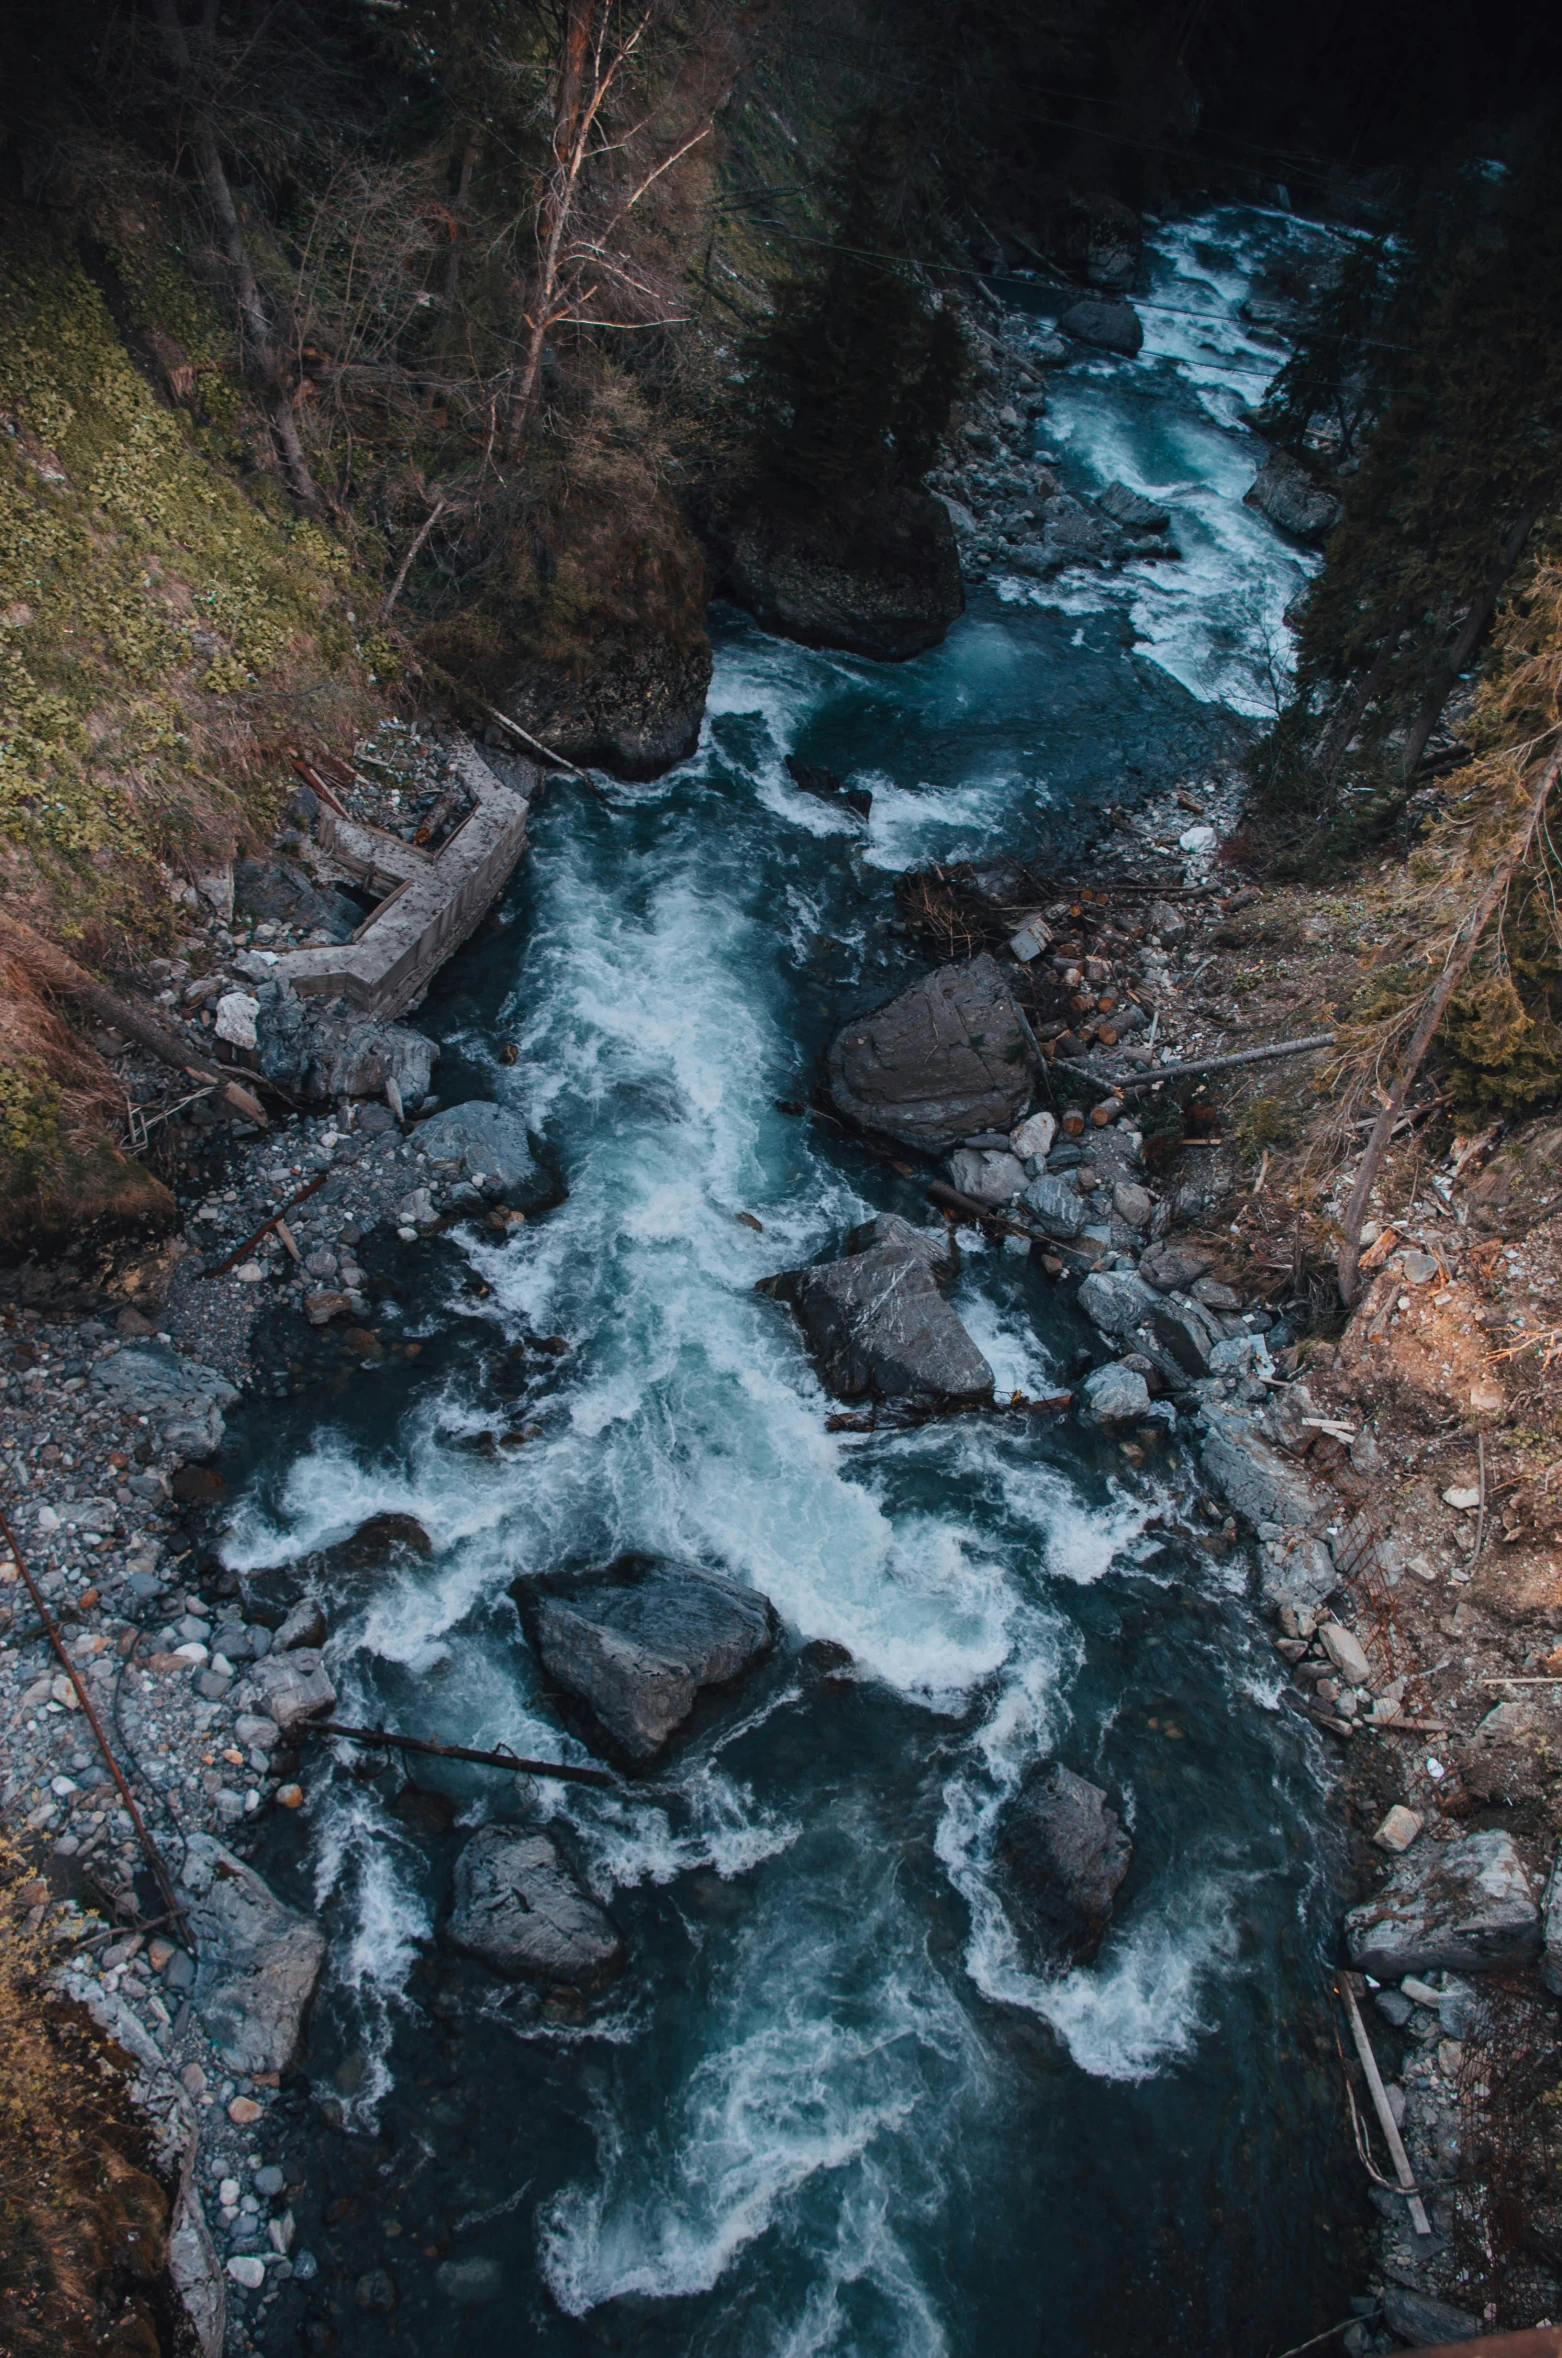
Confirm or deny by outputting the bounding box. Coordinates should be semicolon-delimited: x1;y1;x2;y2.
1336;746;1561;1303
1399;495;1546;777
442;136;480;327
505;0;594;457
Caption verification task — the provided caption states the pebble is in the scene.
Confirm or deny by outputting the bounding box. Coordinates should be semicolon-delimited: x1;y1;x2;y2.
227;2254;267;2290
228;2095;264;2126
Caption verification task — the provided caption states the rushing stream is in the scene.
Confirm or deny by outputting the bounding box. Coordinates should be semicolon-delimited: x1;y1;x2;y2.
220;207;1368;2354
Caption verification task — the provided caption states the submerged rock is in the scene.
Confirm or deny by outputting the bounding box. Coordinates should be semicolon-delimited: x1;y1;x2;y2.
448;1826;624;1986
996;1764;1132;1970
1344;1829;1540;1979
722;487;964;661
1243;450;1343;546
527;1559;777;1764
414;1099;549;1207
828;954;1039;1150
1097;481;1170;533
180;1833;326;2074
762;1239;993;1406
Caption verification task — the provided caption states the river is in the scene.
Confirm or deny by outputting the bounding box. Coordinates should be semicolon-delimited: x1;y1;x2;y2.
220;204;1367;2355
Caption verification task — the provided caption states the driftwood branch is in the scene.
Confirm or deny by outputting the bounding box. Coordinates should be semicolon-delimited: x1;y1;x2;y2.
1337;747;1561;1302
1055;1032;1336;1097
309;1721;616;1787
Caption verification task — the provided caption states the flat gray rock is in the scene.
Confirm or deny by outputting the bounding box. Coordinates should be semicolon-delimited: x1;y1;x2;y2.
415;1099;548;1206
1258;1531;1340;1616
763;1242;994;1405
1077;1269;1157;1337
947;1146;1026;1205
179;1833;326;2074
1379;2289;1479;2347
254;979;434;1105
1138;1243;1213;1292
997;1764;1132;1969
827;955;1038;1151
1079;1363;1151;1426
241;1646;336;1736
91;1343;239;1456
1345;1830;1540;1979
531;1560;777;1763
448;1826;623;1986
1197;1395;1333;1530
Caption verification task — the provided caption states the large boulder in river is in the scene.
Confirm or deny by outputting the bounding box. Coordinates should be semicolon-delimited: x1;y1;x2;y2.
448;1826;624;1986
1058;298;1143;356
414;1098;550;1207
526;1559;777;1765
179;1833;326;2074
722;488;964;661
1243;450;1343;546
996;1764;1132;1970
1344;1829;1540;1979
828;955;1039;1150
761;1237;993;1406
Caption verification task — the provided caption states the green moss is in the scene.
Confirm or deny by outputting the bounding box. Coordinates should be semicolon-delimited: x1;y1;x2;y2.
0;219;361;904
0;1060;63;1177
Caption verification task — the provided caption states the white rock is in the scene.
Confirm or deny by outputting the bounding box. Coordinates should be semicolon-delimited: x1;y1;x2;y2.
1008;913;1053;962
214;992;261;1050
36;1505;60;1534
173;1641;210;1664
219;2178;241;2208
1010;1111;1057;1161
1442;1485;1480;1511
1319;1621;1371;1686
1178;824;1216;854
1374;1806;1424;1854
227;2254;266;2290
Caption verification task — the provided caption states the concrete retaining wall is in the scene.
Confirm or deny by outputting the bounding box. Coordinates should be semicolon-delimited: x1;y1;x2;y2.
272;737;537;1020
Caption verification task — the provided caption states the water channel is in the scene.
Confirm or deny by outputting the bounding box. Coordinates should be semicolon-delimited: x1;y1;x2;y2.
220;203;1368;2356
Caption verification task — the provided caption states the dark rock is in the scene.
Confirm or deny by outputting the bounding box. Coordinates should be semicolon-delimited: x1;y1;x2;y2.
827;954;1039;1150
1058;299;1143;356
1077;1269;1158;1338
1380;2289;1480;2346
762;1242;993;1406
784;756;872;819
1345;1830;1540;1978
1138;1243;1214;1292
354;2269;399;2315
274;1597;328;1653
234;857;362;943
723;488;964;661
1055;194;1142;292
1148;1296;1223;1377
527;1559;777;1763
413;1100;549;1208
1243;450;1344;546
447;1826;624;1986
1041;494;1119;566
254;981;434;1106
844;1213;953;1279
996;1763;1132;1969
179;1833;326;2074
326;1513;434;1570
1097;481;1170;533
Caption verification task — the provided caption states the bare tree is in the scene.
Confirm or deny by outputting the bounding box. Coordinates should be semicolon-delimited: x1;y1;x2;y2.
502;0;716;457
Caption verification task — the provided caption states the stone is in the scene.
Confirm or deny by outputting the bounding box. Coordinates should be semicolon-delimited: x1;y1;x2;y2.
240;1647;335;1736
169;2174;227;2356
762;1241;994;1406
1079;1363;1152;1426
1197;1394;1333;1531
722;486;964;661
827;955;1039;1151
179;1833;326;2075
1374;1806;1424;1854
1111;1181;1152;1229
1243;449;1344;546
1077;1269;1157;1337
1137;1243;1213;1292
215;992;260;1050
1097;481;1170;532
1543;1847;1562;1997
227;2255;267;2291
253;980;434;1104
1022;1173;1089;1240
529;1559;776;1763
447;1826;623;1986
1400;1250;1440;1285
91;1343;240;1456
227;2096;263;2126
995;1763;1132;1969
1379;2289;1480;2347
1318;1621;1371;1687
274;1597;328;1653
1148;1296;1222;1376
947;1146;1026;1206
436;2257;503;2307
1344;1830;1540;1979
1010;1111;1056;1161
355;2269;398;2315
843;1213;952;1279
1058;298;1143;355
1007;914;1052;962
414;1099;549;1207
1258;1531;1339;1616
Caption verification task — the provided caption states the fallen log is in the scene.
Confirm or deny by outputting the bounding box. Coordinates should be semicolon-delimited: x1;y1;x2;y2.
199;1171;329;1279
826;1389;1072;1434
308;1720;616;1788
1054;1032;1336;1095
